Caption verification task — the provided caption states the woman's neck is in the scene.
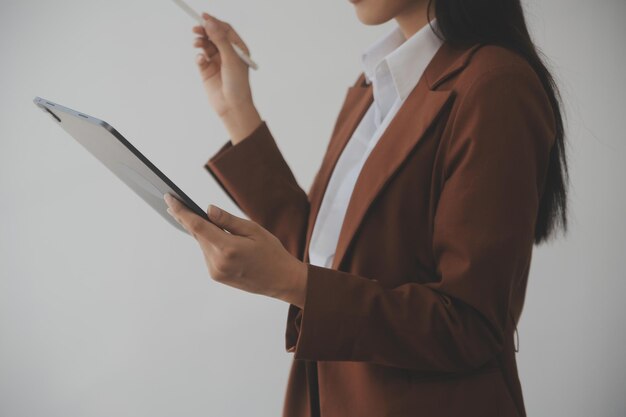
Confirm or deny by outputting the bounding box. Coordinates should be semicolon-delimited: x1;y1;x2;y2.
395;1;436;39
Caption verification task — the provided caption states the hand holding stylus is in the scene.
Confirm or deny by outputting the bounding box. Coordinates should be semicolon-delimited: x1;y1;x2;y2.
169;0;262;143
191;13;263;144
172;0;258;69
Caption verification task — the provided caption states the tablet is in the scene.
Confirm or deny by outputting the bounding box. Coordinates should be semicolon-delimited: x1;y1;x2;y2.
33;96;209;235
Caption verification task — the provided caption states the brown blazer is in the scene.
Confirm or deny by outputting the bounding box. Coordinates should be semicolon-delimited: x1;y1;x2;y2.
204;40;556;417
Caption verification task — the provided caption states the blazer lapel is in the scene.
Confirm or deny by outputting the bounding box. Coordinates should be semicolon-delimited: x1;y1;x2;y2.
303;42;484;270
331;79;454;270
303;75;373;263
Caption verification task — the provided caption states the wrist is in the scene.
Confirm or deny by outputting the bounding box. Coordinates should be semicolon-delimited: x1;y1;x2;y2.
278;259;308;309
220;103;262;145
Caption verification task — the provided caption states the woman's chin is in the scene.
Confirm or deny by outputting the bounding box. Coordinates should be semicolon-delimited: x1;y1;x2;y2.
351;2;395;26
353;8;391;25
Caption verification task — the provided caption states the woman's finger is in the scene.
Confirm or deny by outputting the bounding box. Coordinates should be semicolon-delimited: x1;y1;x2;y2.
192;25;206;36
199;14;250;57
193;36;218;58
192;25;219;58
164;194;229;247
196;53;210;68
200;13;242;66
195;53;220;82
206;205;258;237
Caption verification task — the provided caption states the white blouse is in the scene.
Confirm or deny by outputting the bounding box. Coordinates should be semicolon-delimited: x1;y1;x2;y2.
308;19;445;268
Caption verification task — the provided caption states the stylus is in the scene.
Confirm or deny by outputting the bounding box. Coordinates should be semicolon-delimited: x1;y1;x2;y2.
171;0;259;70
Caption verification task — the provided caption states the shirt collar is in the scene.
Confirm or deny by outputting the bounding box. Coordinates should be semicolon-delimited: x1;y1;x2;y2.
361;19;444;101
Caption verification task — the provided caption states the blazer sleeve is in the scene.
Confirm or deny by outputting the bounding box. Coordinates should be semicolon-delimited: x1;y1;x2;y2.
204;121;309;258
288;66;556;372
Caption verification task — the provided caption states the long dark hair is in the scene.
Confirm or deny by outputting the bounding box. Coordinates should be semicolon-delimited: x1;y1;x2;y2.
426;0;569;245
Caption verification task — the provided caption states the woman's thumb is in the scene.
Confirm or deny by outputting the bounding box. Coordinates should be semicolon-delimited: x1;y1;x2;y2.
208;205;256;237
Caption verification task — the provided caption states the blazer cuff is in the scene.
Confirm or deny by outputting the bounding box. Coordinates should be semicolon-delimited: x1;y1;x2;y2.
203;121;305;221
290;263;369;360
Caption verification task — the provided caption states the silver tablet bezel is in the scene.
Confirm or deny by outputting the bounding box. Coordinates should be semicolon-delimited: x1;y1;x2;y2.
34;96;209;235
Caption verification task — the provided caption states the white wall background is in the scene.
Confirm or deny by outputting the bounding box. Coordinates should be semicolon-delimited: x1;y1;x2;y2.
1;0;624;416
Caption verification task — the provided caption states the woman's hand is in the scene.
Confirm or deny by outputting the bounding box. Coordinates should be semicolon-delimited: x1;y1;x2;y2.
164;194;308;308
192;13;262;144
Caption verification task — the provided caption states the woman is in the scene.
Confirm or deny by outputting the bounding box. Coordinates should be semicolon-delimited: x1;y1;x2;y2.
164;0;568;416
